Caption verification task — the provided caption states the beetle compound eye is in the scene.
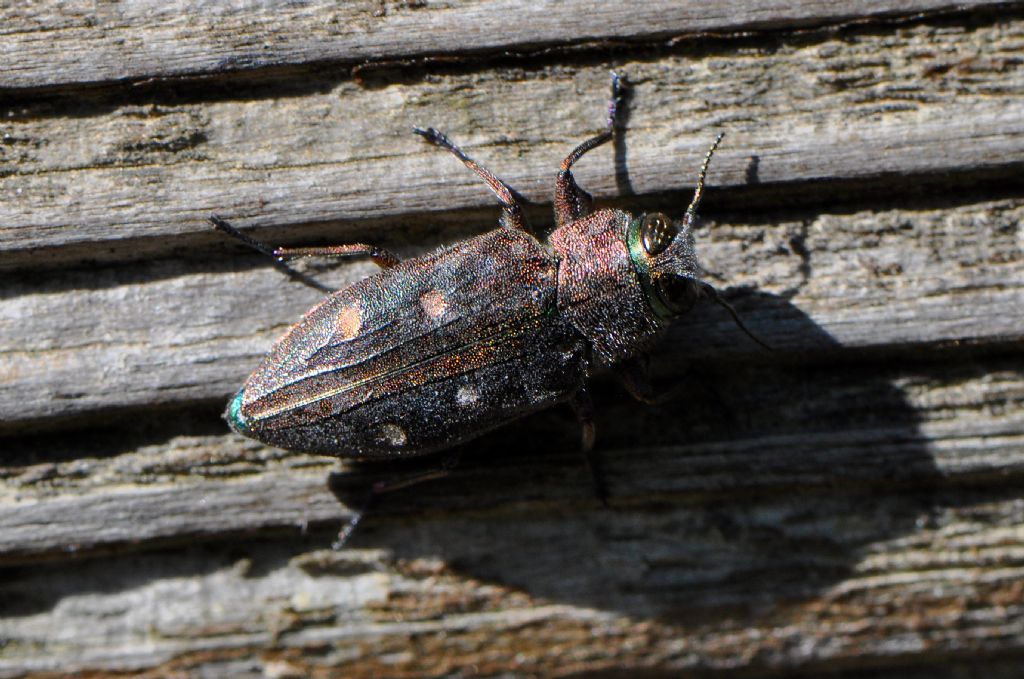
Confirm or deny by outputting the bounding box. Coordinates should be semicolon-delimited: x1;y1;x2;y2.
655;274;701;314
640;212;677;256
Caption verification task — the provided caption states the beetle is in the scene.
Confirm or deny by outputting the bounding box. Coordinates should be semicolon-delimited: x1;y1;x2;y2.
213;74;766;538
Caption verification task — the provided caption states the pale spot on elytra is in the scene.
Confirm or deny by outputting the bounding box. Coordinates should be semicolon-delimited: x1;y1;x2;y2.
336;304;361;340
456;385;479;406
377;423;407;447
420;289;447;319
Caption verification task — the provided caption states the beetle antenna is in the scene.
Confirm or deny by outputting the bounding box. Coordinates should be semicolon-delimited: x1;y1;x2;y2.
685;132;725;223
699;282;772;351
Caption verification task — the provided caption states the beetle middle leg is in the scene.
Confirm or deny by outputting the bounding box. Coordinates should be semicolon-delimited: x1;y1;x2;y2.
570;385;609;507
615;356;739;433
413;126;532;233
554;72;626;228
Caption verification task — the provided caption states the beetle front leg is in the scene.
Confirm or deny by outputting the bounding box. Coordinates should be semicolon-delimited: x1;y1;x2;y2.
413;126;532;233
569;385;609;507
554;72;626;228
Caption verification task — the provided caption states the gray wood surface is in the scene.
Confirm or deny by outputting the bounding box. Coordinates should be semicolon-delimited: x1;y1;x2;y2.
2;1;1024;678
0;0;1005;89
2;7;1023;265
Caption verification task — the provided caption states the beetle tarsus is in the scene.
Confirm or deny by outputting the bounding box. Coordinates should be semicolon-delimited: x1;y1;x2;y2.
210;214;277;258
332;458;460;550
554;72;628;228
607;71;626;130
333;492;376;550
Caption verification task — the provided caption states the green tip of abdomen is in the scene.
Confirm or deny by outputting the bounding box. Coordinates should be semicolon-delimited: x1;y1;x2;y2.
226;390;249;433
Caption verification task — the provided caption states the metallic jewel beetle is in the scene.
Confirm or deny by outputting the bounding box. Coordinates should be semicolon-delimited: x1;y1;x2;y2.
215;74;765;506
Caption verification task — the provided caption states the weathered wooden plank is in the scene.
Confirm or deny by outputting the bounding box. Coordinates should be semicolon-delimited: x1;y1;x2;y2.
3;353;1022;558
2;17;1023;264
0;0;1009;90
1;484;1022;676
1;197;1020;428
2;5;1023;677
1;355;1022;674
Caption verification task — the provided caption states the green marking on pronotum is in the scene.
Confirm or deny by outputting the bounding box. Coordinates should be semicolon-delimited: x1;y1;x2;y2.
626;215;674;320
228;390;249;432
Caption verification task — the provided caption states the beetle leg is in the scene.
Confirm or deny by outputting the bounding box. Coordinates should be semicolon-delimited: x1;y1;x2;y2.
413;126;532;233
616;358;738;434
273;243;400;269
211;215;400;270
570;385;609;507
554;72;626;228
613;355;684;405
333;454;460;549
210;215;333;293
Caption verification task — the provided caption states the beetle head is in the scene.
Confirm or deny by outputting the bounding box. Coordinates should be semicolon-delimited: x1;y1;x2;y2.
626;134;771;350
627;132;723;319
629;209;703;317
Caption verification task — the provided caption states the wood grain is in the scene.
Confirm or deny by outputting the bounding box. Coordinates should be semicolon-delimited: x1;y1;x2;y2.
1;2;1023;677
2;353;1023;674
1;488;1022;677
2;13;1023;264
0;0;1007;89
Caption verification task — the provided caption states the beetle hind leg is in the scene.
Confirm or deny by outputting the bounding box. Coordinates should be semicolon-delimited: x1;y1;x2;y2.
211;215;334;293
554;72;626;228
273;243;400;270
212;215;401;292
413;126;532;233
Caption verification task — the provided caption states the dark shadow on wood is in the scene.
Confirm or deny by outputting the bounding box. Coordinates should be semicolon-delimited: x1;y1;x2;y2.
0;296;1019;636
321;296;954;623
0;401;228;465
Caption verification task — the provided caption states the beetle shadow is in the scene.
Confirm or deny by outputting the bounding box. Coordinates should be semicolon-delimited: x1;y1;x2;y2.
327;292;943;624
